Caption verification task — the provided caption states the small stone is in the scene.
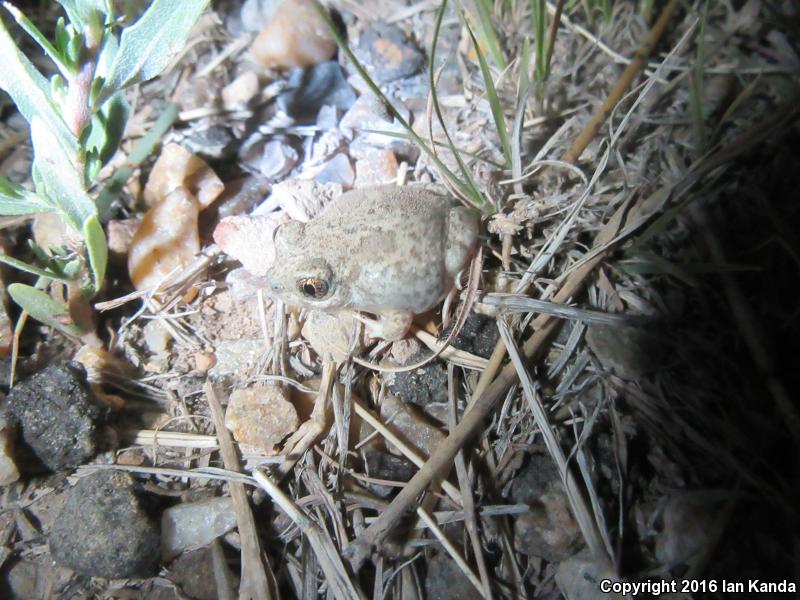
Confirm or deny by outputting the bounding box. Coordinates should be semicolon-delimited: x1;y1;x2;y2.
355;22;425;84
240;0;281;33
276;61;356;121
339;93;411;149
6;364;106;472
49;470;161;578
181;125;236;161
355;149;398;186
209;339;269;378
586;323;665;380
0;291;12;358
106;217;141;264
128;187;201;290
214;212;286;276
258;139;299;179
224;385;299;452
5;559;60;599
250;0;337;70
161;496;237;560
387;350;447;408
265;178;342;221
0;416;20;485
452;313;500;359
363;448;415;498
143;320;172;354
163;547;231;600
216;176;272;219
510;454;581;562
379;394;446;457
555;552;622;600
144;143;224;209
222;71;261;110
425;552;482;600
301;311;360;362
654;494;720;566
194;351;217;372
302;153;354;187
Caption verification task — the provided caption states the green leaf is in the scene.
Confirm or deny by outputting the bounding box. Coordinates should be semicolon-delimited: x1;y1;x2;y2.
461;13;513;166
2;2;73;76
0;176;54;215
0;16;79;163
30;117;96;231
55;0;111;29
98;0;209;104
0;253;72;282
7;283;82;337
85;91;129;168
83;214;107;293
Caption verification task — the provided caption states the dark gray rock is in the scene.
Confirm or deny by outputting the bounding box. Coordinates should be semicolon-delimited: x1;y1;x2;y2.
424;552;482;600
277;61;356;122
452;313;500;359
363;448;415;498
387;351;447;407
48;470;160;579
6;364;106;472
586;323;666;380
355;22;425;84
180;125;237;160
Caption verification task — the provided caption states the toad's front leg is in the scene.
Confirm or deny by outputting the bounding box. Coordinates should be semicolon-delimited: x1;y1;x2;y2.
356;309;413;341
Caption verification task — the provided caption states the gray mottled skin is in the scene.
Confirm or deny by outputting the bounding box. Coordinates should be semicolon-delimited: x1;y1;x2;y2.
265;185;479;339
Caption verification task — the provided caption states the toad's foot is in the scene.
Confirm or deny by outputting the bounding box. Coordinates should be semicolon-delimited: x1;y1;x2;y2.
355;310;413;341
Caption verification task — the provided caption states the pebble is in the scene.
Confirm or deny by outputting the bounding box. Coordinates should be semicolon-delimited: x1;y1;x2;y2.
586;323;666;380
128;187;200;290
379;394;446;458
387;350;447;408
257;139;300;180
106;217;141;264
424;552;482;600
654;493;719;566
5;364;106;472
452;313;500;359
362;448;415;498
222;71;261;110
339;93;412;150
180;125;237;161
154;547;232;600
277;61;356;121
355;22;425;83
239;0;281;33
510;453;581;562
161;496;237;560
216;176;272;219
48;470;161;578
250;0;337;70
193;351;217;372
0;414;20;485
224;384;299;452
144;143;224;209
301;152;354;187
209;339;269;378
143;320;172;354
555;552;622;600
354;149;399;186
214;212;286;276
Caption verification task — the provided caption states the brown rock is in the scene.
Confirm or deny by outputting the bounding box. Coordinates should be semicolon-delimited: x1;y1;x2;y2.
222;71;261;110
144;143;224;209
355;149;399;187
250;0;337;70
194;351;217;372
224;385;299;452
128;187;201;290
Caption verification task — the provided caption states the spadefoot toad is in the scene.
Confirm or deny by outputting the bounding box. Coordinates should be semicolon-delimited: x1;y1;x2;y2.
265;185;479;340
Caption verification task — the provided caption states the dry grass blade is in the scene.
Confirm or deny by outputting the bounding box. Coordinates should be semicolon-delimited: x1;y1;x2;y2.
562;0;682;163
497;317;611;566
204;382;275;600
252;469;366;600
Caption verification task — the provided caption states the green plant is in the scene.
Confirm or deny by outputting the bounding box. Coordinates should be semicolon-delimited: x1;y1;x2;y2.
0;0;208;336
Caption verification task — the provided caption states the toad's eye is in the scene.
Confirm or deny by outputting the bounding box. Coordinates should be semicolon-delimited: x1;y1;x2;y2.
298;277;329;299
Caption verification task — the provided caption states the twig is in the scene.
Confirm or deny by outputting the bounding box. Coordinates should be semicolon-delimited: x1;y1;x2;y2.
204;382;275;600
562;0;682;163
252;469;366;600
